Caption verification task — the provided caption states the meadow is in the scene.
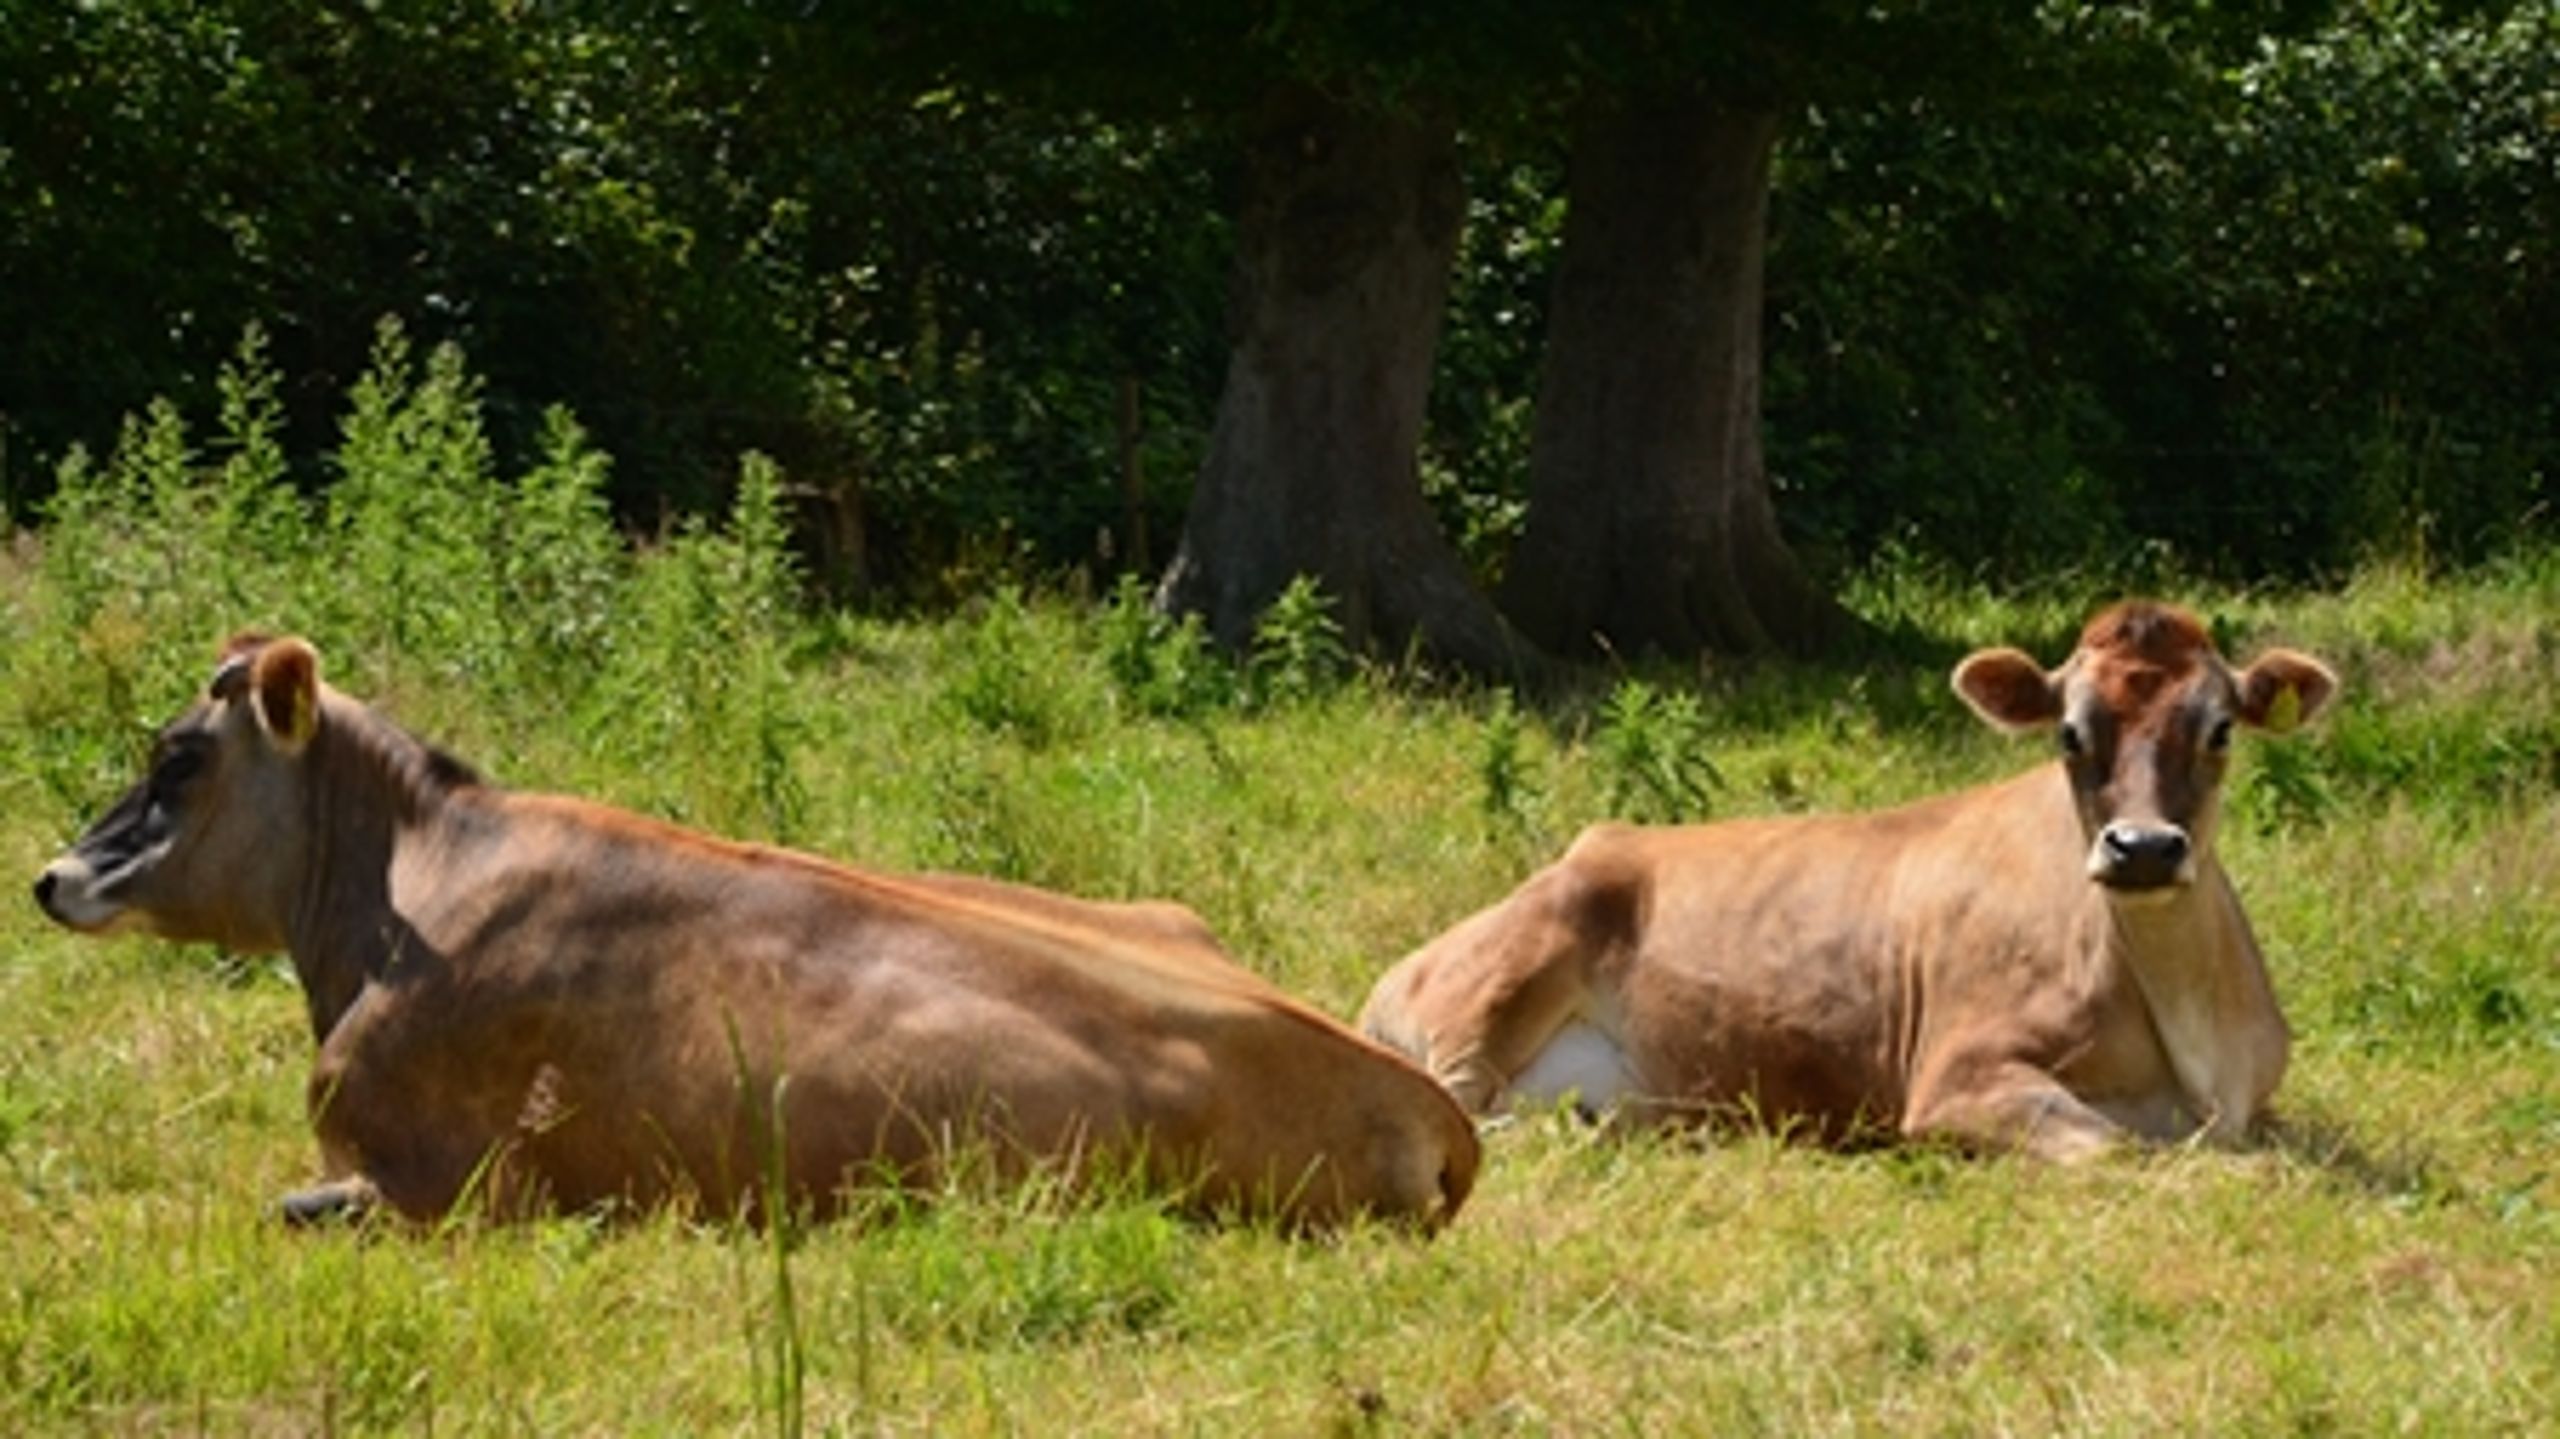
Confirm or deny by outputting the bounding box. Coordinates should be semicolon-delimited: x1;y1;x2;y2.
2;341;2555;1433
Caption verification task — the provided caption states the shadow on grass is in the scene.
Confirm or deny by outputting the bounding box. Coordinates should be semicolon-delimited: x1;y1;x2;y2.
1474;571;2199;752
1493;626;1988;753
2256;1109;2446;1203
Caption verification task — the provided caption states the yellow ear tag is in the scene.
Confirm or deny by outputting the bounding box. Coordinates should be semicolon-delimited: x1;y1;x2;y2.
2265;683;2302;735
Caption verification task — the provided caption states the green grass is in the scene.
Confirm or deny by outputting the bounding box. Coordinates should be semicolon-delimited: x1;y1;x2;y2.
2;347;2555;1431
7;571;2555;1434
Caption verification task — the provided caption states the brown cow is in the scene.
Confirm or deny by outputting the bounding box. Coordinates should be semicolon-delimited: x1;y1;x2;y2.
1360;601;2337;1160
33;634;1478;1228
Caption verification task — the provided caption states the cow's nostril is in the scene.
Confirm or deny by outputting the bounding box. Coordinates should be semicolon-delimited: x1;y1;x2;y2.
2102;824;2189;867
33;871;56;910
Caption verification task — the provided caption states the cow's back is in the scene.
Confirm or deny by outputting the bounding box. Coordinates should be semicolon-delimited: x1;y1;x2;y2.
367;795;1476;1226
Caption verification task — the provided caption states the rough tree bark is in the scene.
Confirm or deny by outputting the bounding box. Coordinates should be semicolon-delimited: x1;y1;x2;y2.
1498;96;1851;660
1157;83;1526;673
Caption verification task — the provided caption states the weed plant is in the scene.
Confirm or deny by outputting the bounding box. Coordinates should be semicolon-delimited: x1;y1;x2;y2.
1;342;2554;1432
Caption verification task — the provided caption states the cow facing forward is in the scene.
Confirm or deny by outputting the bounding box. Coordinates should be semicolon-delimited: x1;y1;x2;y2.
1360;601;2337;1160
34;635;1478;1228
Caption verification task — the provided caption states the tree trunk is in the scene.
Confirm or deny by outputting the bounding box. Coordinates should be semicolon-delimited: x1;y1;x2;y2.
1158;83;1527;673
1499;97;1850;660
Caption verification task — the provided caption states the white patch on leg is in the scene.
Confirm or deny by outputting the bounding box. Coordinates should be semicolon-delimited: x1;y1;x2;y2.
1503;1020;1637;1119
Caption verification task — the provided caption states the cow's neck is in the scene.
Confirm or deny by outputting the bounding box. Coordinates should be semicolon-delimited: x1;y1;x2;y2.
283;702;470;1046
2103;867;2277;1137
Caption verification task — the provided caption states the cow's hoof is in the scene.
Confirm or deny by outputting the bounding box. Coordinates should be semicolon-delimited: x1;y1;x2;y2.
279;1179;379;1227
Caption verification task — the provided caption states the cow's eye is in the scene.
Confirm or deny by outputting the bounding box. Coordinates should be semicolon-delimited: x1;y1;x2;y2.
150;744;207;797
2058;722;2086;759
2206;717;2235;753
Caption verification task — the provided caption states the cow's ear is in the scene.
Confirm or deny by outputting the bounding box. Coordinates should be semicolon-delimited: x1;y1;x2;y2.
2236;649;2337;735
248;638;322;753
208;629;274;702
1953;648;2062;731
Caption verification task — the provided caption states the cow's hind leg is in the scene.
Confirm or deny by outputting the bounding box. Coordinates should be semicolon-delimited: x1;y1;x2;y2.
1370;859;1634;1116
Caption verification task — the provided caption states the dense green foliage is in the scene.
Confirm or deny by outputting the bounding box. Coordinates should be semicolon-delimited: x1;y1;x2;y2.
2;340;2555;1432
2;1;2549;593
1767;1;2559;576
0;0;1232;583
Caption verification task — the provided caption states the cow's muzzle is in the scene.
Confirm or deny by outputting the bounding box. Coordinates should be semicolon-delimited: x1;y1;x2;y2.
2089;821;2193;892
33;867;68;921
32;856;126;932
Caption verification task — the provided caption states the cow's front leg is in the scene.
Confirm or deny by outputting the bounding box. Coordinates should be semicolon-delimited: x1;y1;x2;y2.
278;1174;381;1227
307;1049;502;1222
1904;1061;2128;1163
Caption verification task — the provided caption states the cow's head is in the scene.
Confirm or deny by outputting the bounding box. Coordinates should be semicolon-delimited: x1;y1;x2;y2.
33;634;324;950
1952;602;2335;896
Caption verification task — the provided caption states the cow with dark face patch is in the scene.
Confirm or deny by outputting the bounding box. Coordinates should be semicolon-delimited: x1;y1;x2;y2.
1359;601;2338;1160
35;634;1479;1229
